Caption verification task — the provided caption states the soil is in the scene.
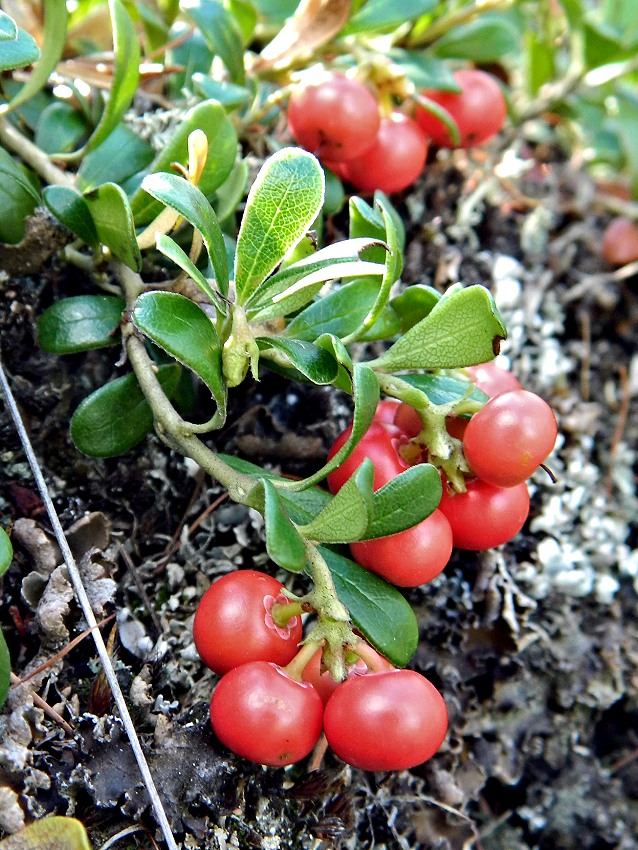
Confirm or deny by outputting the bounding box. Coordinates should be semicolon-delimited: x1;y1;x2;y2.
1;136;638;850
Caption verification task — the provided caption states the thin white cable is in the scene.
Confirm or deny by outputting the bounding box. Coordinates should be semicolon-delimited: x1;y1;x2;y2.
0;360;179;850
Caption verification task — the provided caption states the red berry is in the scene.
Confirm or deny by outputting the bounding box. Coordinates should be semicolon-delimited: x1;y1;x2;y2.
210;661;324;766
601;216;638;266
415;69;506;148
462;389;558;487
287;73;380;162
193;570;302;675
324;669;448;771
466;361;522;398
327;420;410;493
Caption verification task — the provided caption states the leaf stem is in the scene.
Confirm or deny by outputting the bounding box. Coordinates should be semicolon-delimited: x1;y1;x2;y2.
0;116;76;189
116;262;257;504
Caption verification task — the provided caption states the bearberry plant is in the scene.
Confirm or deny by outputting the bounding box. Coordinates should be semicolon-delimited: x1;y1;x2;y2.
9;0;635;774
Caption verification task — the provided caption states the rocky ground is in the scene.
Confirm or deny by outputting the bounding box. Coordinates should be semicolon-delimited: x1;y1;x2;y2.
1;131;638;850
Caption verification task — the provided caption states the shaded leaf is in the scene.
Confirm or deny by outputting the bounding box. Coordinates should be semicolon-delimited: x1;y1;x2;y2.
0;19;39;71
182;0;245;83
0;10;17;40
320;546;418;667
235;148;324;304
0;816;91;850
192;73;251;109
42;186;99;246
2;0;67;111
35;102;87;154
77;124;154;192
0;526;12;576
285;363;379;490
83;182;142;271
131;291;226;425
85;0;140;152
298;459;374;543
257;337;339;385
342;0;436;35
256;0;350;71
364;463;442;539
38;296;125;354
261;479;306;571
71;364;181;457
154;233;225;312
430;13;520;61
373;285;507;371
397;372;489;407
130;100;238;226
141;173;229;297
390;284;440;332
0;149;40;244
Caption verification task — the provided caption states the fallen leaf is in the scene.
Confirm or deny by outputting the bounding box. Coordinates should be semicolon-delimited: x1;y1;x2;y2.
0;816;91;850
255;0;351;71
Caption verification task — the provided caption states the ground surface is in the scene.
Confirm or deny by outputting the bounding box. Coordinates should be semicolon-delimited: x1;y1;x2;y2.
1;135;638;850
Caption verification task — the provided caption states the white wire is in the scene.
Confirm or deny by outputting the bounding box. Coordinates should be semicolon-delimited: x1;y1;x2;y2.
0;359;180;850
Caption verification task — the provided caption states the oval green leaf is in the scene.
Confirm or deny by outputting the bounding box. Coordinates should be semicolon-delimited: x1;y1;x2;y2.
140;172;229;296
257;337;339;385
35;102;87;154
85;0;140;152
38;295;125;354
261;479;306;572
77;124;154;192
0;526;12;576
130;100;238;226
83;182;142;271
365;463;442;540
398;371;489;407
430;14;520;61
319;546;419;667
390;284;441;332
43;186;99;246
298;459;374;543
372;284;507;371
131;291;226;425
182;0;245;83
71;364;181;457
3;0;67;112
235;148;325;304
0;21;39;71
342;0;436;34
0;10;17;40
0;149;39;244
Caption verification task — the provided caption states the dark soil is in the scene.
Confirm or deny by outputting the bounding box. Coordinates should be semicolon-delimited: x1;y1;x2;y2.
1;141;638;850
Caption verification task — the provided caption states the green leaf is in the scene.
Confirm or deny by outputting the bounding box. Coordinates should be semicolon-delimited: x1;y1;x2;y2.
397;371;489;407
0;629;9;710
257;337;339;385
35;102;87;154
43;186;99;246
364;463;441;540
261;479;306;571
2;0;67;111
131;291;226;425
0;11;17;40
342;0;436;35
386;48;457;90
298;459;374;543
192;73;251;109
154;233;225;312
285;363;379;491
320;547;419;667
283;276;395;342
182;0;245;83
140;173;229;296
70;364;181;457
0;816;91;850
219;454;333;522
389;284;441;332
372;285;507;372
83;182;142;271
38;296;125;354
0;19;39;71
0;149;40;244
130;100;238;225
85;0;140;152
0;526;12;576
245;237;386;312
430;13;520;61
611;89;638;197
77;124;154;192
234;148;324;304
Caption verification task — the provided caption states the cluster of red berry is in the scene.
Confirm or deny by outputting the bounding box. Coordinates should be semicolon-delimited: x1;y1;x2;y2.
193;569;448;769
328;361;558;584
286;69;507;194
